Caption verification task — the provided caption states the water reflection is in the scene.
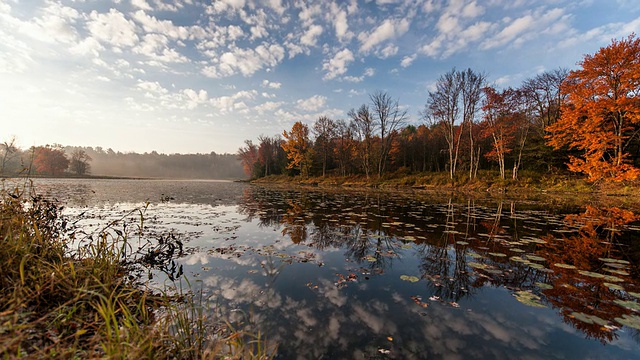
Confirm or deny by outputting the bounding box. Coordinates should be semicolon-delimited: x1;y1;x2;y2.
235;185;640;354
29;179;640;358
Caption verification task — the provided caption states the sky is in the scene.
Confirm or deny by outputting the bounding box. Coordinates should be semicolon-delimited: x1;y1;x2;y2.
1;0;639;155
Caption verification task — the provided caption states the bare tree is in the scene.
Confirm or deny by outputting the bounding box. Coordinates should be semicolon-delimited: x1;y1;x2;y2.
349;104;375;178
459;69;486;179
370;91;408;177
334;119;355;176
425;69;463;180
521;68;569;135
0;136;19;175
69;148;92;175
312;116;336;177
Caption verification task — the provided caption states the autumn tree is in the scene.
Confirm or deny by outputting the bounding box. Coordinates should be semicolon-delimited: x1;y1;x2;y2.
237;140;259;178
282;121;313;177
481;87;529;180
312;116;336;177
33;145;69;176
69;148;92;175
547;34;640;181
257;135;285;177
333;119;356;176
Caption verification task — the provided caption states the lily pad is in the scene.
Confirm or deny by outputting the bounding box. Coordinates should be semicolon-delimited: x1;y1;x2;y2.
615;315;640;330
456;241;469;246
468;262;488;269
554;263;577;269
400;275;420;283
629;292;640;299
599;258;630;265
526;255;546;262
536;282;554;290
514;291;546;308
488;252;507;257
571;312;608;326
614;300;640;311
603;283;624;291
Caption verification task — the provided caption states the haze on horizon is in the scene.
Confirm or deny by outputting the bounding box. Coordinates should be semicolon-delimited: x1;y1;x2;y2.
1;0;639;155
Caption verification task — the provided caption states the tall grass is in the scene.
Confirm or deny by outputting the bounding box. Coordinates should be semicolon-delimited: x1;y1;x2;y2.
0;182;275;359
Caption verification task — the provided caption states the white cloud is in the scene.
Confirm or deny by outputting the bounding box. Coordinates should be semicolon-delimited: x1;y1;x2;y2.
322;48;354;80
400;54;416;67
254;101;283;113
359;18;410;53
132;0;153;11
300;24;323;46
261;80;282;89
296;95;326;111
87;9;139;48
378;43;398;58
203;43;285;78
131;10;190;40
333;8;351;42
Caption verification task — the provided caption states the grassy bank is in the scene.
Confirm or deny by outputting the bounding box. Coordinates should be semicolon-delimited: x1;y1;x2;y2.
0;184;274;359
252;170;640;208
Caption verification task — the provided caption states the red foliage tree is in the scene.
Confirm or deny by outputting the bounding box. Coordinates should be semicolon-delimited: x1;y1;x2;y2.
33;145;69;176
547;34;640;182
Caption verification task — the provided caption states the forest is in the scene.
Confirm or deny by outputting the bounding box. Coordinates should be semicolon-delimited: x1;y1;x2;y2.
239;35;640;184
0;143;244;180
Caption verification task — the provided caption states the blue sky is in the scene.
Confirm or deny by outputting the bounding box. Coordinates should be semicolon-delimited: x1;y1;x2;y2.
1;0;639;154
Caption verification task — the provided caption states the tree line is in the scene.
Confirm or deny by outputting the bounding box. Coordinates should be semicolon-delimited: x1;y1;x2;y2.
0;142;244;179
239;35;640;183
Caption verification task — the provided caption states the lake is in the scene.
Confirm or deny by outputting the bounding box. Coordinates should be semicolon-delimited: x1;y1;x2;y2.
21;178;640;359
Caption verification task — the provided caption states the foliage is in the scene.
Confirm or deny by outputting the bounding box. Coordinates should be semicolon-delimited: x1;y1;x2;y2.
282;121;313;177
33;144;69;176
547;34;640;182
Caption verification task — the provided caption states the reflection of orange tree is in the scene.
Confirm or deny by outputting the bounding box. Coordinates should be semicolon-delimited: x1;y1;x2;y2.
539;206;639;343
280;200;308;244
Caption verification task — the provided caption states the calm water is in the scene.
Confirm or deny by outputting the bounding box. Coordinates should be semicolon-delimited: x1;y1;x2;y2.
21;178;640;359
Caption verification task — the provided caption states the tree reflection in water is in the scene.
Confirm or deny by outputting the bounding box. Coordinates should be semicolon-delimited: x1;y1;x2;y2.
238;186;640;337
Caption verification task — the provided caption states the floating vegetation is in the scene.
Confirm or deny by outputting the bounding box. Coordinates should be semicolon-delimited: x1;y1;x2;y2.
488;252;507;257
400;275;420;283
468;262;489;269
603;283;624;291
525;255;546;262
614;300;640;311
456;241;469;246
571;312;608;326
514;291;546;308
554;263;577;269
615;315;640;330
536;282;554;290
599;258;631;265
578;271;624;283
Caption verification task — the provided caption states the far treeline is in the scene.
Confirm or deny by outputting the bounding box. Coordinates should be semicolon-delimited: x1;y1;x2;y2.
239;35;640;184
0;143;244;180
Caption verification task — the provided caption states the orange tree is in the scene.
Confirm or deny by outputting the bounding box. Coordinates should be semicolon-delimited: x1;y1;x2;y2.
33;145;69;176
282;121;313;177
547;34;640;181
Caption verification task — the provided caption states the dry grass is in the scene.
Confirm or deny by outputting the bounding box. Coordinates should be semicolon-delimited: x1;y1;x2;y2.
0;182;275;359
